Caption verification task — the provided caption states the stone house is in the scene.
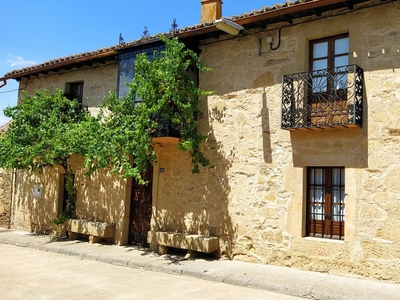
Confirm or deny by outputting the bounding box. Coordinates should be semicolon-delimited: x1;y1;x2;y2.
1;0;400;283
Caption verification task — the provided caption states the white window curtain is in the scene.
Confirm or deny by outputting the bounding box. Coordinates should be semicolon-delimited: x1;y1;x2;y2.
311;168;325;220
332;168;345;221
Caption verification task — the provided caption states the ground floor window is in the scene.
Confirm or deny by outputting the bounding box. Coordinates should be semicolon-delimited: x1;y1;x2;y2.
307;167;345;240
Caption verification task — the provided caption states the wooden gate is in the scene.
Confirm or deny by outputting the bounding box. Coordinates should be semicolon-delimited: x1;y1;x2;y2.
129;166;153;246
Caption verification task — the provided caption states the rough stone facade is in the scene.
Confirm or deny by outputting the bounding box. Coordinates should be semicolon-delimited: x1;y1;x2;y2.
11;155;131;245
0;168;12;227
151;0;400;283
9;63;133;244
70;155;131;245
0;122;12;227
18;62;118;115
12;167;63;233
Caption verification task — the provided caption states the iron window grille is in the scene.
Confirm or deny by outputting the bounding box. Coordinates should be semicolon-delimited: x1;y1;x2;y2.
307;167;345;240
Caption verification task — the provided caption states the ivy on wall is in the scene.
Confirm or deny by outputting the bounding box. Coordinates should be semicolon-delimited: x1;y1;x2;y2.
82;35;212;183
0;35;212;217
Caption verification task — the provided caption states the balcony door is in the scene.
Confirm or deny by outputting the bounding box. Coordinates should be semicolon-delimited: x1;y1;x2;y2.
309;34;349;126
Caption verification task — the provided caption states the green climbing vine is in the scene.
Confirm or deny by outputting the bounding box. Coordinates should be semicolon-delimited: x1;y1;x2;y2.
53;167;76;225
0;90;88;226
82;35;213;184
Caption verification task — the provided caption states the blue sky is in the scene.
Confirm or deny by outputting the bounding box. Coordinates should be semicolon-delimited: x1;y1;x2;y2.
0;0;277;126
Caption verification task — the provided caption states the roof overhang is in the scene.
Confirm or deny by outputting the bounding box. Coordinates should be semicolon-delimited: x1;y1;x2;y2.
178;0;378;40
0;0;382;82
0;48;119;82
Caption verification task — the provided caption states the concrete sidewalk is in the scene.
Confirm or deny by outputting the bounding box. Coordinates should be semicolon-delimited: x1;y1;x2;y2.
0;228;398;300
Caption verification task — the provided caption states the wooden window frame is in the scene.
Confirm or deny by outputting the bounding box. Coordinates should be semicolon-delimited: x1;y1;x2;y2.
306;167;345;240
308;34;349;126
309;33;349;71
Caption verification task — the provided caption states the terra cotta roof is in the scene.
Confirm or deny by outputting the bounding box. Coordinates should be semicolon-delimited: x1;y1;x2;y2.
0;0;372;81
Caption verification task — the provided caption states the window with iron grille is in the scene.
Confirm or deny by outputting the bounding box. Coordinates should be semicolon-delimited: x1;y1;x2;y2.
307;167;345;240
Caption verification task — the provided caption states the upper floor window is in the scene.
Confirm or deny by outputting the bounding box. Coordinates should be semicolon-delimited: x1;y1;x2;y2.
310;35;349;73
118;44;165;102
281;34;363;130
307;167;345;240
309;35;349;126
65;82;84;105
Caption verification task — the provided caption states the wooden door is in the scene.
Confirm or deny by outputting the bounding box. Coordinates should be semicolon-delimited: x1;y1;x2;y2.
129;166;153;246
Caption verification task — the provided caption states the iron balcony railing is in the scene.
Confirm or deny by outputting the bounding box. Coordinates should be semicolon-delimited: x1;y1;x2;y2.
152;118;181;138
281;64;364;130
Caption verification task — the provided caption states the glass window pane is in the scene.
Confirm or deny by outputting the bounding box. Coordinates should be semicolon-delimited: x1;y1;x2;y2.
312;76;328;93
332;203;344;221
334;55;348;68
118;74;131;97
332;188;344;203
311;187;325;202
118;56;135;97
312;203;325;220
335;37;349;55
311;168;325;184
118;46;165;97
313;42;328;59
313;59;328;71
335;74;348;90
332;168;344;185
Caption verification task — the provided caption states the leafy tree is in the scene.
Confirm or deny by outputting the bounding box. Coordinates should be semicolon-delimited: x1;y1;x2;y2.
0;90;89;217
82;35;212;184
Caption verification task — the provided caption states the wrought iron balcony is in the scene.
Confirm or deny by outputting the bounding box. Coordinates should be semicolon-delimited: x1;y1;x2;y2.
281;64;363;130
150;109;182;143
152;118;181;139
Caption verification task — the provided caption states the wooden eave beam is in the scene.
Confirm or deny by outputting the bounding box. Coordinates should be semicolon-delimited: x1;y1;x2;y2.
283;14;294;24
313;8;322;16
207;32;221;40
178;0;365;39
255;21;268;29
345;0;354;9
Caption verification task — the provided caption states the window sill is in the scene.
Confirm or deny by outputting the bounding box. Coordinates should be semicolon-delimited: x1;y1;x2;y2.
303;236;345;242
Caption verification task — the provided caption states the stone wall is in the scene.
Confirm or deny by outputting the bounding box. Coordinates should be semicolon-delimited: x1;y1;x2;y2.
152;0;400;283
18;62;118;114
70;155;131;245
0;168;12;227
9;62;133;243
12;167;63;233
11;155;131;244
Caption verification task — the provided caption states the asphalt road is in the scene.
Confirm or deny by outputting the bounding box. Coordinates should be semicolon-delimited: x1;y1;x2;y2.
0;244;302;300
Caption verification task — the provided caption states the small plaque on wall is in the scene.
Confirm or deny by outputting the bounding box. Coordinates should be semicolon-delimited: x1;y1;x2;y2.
33;185;43;197
160;168;165;173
